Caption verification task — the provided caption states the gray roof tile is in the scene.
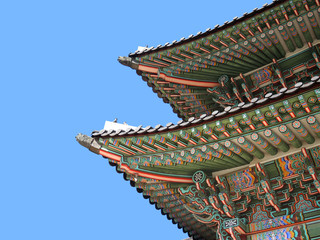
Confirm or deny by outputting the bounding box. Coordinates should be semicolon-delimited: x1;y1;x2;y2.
270;93;283;99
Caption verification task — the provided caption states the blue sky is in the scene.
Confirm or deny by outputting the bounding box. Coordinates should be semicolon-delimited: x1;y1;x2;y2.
1;1;273;239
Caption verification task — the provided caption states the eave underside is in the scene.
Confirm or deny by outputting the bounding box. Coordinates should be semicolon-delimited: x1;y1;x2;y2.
77;0;320;239
78;77;320;239
121;0;320;120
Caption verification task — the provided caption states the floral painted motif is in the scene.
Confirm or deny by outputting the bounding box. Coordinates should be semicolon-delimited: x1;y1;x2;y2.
251;66;273;86
250;205;270;223
309;146;320;168
277;153;305;178
226;168;256;192
294;195;315;213
250;213;303;231
251;225;310;240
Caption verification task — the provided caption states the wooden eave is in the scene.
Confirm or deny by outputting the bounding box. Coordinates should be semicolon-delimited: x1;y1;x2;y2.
121;0;320;120
93;77;320;177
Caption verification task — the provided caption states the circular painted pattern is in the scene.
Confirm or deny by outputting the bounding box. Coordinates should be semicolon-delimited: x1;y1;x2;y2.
239;119;246;125
307;116;316;124
308;96;317;104
293;101;301;109
292;121;301;129
180;150;185;157
252;37;257;43
287;22;292;27
265;111;273;118
251;133;259;141
193;171;205;183
265;129;271;137
261;33;266;38
279;125;287;133
308;12;314;17
252;116;259;122
297;17;303;22
278;25;283;31
278;107;286;114
238;136;245;144
269;30;274;35
190;148;196;155
225;141;231;147
201;145;207;152
213;143;219;149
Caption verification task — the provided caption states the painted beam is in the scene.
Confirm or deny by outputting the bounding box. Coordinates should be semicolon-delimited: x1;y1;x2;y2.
278;124;302;148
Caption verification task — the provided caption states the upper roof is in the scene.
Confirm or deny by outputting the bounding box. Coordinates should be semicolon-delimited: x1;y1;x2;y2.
119;0;320;120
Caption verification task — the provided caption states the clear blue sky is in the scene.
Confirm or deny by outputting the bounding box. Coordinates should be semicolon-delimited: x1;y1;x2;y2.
1;1;273;239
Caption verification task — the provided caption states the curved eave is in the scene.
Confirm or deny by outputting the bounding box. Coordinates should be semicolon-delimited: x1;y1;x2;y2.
92;78;320;139
88;77;320;179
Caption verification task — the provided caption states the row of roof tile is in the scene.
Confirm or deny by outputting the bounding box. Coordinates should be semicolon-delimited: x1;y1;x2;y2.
128;0;283;57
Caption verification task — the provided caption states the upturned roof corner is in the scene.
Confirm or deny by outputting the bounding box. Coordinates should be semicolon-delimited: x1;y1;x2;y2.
76;133;101;154
117;56;139;70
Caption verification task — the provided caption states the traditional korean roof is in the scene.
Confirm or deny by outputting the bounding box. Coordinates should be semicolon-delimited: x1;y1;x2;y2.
78;75;320;239
119;0;320;120
78;0;320;239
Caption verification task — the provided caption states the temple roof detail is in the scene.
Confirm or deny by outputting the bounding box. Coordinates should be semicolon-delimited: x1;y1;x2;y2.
77;76;320;239
77;0;320;239
119;0;320;119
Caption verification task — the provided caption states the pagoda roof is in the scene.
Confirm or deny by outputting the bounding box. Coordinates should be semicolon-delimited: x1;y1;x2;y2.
77;0;320;239
119;0;320;119
78;75;320;239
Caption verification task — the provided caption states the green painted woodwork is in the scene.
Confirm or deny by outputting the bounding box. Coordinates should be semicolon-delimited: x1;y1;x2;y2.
297;16;313;43
212;142;248;164
133;144;320;239
251;132;278;156
127;0;320;120
307;115;320;138
279;124;303;148
264;128;290;152
278;25;296;52
238;136;265;159
292;120;315;144
98;86;320;181
268;29;286;57
224;140;253;162
79;1;320;239
308;11;320;39
287;21;304;48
